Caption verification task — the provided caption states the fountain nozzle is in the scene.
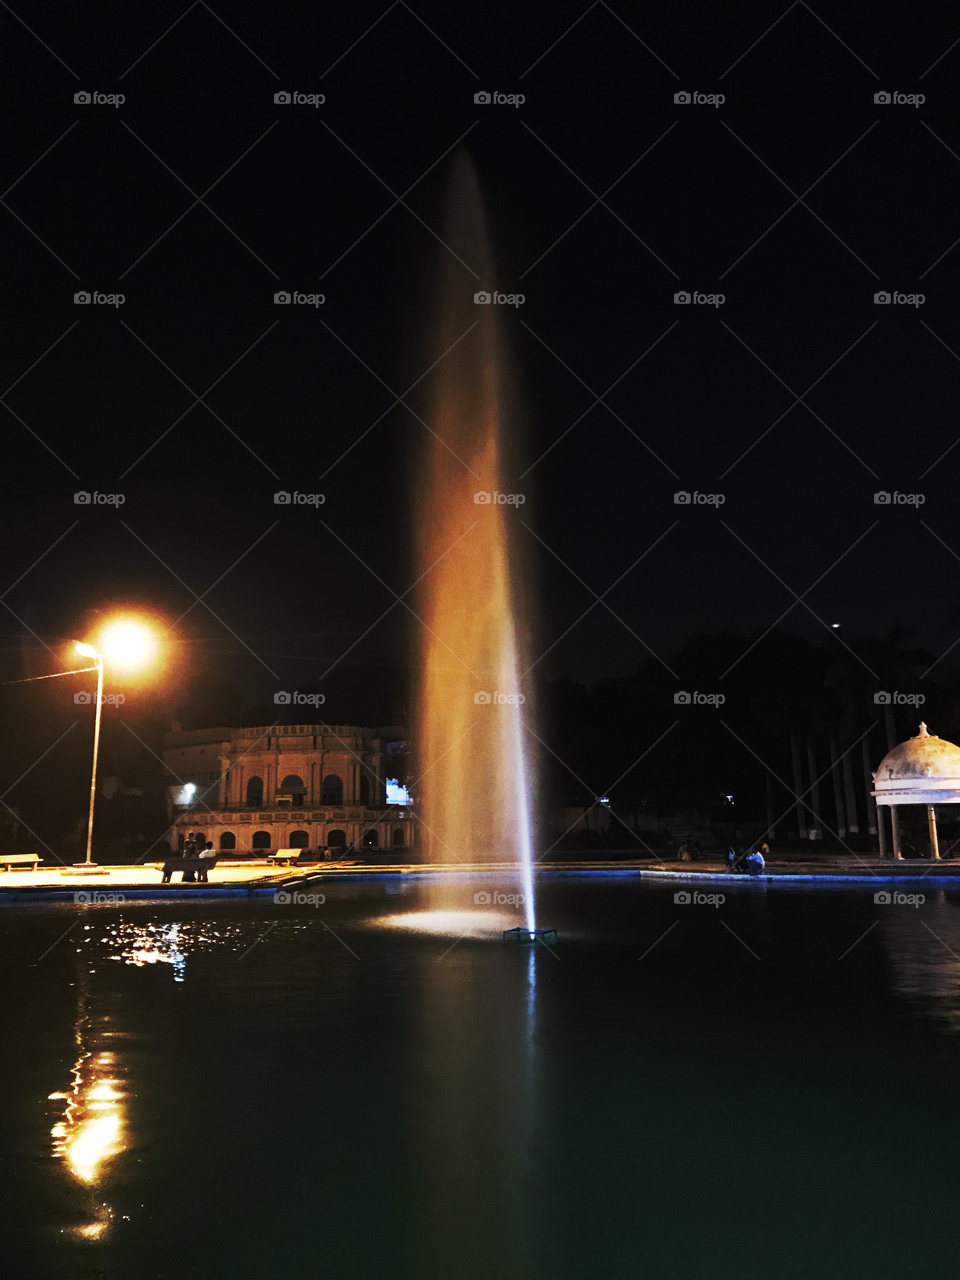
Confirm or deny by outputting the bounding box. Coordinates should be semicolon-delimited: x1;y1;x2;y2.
503;927;557;945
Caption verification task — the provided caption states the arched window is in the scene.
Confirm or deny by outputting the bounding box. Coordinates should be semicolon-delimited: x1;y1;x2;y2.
219;832;236;850
362;829;379;848
360;775;370;805
289;830;309;848
279;775;306;807
322;774;343;806
327;829;346;847
393;828;405;848
252;830;272;849
246;776;264;807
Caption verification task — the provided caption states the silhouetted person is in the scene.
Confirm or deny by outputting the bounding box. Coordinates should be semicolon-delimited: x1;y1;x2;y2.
182;833;198;882
745;849;765;876
732;847;750;874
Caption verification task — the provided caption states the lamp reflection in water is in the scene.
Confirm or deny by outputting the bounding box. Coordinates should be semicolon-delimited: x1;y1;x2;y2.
49;974;128;1240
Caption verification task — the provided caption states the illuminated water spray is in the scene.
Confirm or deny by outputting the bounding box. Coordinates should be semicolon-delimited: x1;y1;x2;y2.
415;155;537;932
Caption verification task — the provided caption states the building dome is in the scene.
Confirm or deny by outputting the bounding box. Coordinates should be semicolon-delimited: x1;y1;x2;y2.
872;723;960;806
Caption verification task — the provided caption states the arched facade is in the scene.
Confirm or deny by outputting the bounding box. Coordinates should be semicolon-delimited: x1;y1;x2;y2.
164;723;411;856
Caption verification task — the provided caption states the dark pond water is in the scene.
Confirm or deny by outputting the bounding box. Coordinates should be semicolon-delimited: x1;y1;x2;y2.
2;874;960;1279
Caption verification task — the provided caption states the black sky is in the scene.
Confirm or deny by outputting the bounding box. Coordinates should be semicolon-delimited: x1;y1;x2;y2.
4;0;960;714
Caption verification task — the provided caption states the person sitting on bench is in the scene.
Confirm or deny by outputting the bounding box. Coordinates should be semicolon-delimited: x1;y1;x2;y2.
197;841;215;882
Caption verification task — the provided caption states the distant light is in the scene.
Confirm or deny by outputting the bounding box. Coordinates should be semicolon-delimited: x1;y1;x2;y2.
725;794;734;804
831;623;841;629
184;783;196;795
598;796;611;806
76;642;99;659
386;778;411;805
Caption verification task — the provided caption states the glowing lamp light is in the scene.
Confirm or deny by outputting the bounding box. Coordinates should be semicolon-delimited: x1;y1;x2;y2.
76;642;99;659
99;620;156;670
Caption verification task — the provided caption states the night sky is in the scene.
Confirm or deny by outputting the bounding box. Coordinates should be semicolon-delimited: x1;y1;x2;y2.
3;2;960;842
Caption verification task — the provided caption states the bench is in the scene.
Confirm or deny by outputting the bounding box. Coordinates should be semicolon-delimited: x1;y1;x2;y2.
0;853;42;871
267;849;304;866
160;856;219;882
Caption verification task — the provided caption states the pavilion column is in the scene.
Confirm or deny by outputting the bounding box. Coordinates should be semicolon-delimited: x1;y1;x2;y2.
877;804;888;858
842;743;859;833
928;805;941;860
890;805;903;859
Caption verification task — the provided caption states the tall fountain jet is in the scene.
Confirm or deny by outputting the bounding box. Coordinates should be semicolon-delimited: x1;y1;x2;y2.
414;154;537;932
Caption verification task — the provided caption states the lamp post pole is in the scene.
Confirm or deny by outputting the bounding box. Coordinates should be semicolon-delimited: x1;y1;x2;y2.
67;642;109;875
82;652;104;867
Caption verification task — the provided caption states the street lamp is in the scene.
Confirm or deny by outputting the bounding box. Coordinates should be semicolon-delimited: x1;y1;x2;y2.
66;620;157;875
73;641;105;872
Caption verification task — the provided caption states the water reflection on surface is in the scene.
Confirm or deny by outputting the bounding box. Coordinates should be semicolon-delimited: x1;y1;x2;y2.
48;974;128;1240
882;891;960;1029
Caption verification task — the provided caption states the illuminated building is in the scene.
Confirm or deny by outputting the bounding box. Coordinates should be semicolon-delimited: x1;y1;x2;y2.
162;723;413;856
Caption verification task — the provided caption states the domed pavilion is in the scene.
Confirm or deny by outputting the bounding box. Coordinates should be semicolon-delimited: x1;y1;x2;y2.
872;723;960;859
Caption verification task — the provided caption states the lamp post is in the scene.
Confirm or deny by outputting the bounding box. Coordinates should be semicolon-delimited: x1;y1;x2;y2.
73;642;107;873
